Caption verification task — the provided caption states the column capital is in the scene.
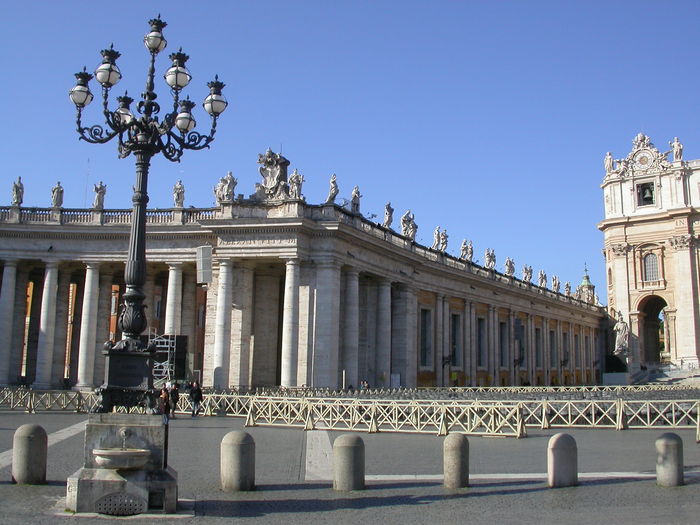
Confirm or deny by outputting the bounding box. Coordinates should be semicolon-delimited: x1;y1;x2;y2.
1;258;19;267
314;257;341;269
83;260;102;270
166;261;184;269
43;260;60;269
376;276;392;286
216;258;234;269
344;266;360;278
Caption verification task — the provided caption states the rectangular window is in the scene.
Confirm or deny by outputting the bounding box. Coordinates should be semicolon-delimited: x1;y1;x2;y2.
477;317;487;368
499;321;508;368
535;328;543;368
450;313;462;368
420;309;433;368
550;330;556;368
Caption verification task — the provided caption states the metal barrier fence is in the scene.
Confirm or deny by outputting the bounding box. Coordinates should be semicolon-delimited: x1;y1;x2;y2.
1;387;698;440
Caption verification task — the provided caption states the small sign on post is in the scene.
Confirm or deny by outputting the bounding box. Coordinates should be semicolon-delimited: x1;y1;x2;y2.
196;245;212;284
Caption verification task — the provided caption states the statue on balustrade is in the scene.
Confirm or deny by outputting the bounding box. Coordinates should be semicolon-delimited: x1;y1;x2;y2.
439;228;448;252
552;275;560;294
93;181;106;209
173;180;185;207
522;264;533;283
504;257;515;276
288;169;304;200
11;177;23;206
326;174;339;204
350;186;362;213
484;248;495;269
382;202;394;229
564;281;571;296
604;152;614;174
670;137;683;162
432;227;441;250
538;269;547;288
51;181;64;208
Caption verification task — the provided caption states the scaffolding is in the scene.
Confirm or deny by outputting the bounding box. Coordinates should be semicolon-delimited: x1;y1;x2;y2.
149;330;177;385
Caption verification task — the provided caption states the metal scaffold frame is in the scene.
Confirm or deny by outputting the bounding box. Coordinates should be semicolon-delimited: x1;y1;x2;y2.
149;330;177;385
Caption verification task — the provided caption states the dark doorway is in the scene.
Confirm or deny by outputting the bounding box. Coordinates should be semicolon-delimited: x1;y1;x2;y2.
638;295;668;364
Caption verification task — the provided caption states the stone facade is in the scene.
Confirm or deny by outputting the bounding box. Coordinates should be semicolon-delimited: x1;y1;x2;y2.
0;173;606;389
599;134;700;370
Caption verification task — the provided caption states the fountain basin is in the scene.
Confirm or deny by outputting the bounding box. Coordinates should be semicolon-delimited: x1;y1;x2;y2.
92;448;150;470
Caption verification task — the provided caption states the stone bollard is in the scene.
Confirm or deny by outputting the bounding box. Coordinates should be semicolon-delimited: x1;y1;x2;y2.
656;432;684;487
443;433;469;488
547;433;577;488
12;424;47;485
220;431;255;491
333;434;365;491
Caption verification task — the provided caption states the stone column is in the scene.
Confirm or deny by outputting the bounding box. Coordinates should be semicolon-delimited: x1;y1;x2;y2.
213;260;233;389
543;317;551;385
10;267;30;383
143;268;157;337
33;262;60;389
50;268;72;386
0;260;18;386
391;284;417;388
507;310;515;386
375;278;392;388
164;262;183;335
442;295;450;387
180;267;198;380
281;259;301;388
341;268;360;389
435;294;444;386
466;300;475;387
75;263;100;390
527;313;535;385
489;305;498;386
230;263;254;388
313;260;341;389
92;270;113;385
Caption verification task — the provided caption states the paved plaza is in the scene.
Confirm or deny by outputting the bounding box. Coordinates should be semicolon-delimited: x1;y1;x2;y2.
1;410;700;524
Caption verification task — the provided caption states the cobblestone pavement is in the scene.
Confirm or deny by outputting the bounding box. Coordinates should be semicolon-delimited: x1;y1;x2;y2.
1;410;700;524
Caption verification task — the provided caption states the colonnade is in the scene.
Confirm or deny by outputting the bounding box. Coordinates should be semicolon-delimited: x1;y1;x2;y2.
0;254;603;390
0;259;198;389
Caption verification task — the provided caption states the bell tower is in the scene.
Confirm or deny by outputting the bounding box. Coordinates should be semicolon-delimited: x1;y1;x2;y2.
598;134;700;371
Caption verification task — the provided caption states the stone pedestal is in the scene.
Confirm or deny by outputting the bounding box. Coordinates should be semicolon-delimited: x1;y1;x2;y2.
66;414;177;515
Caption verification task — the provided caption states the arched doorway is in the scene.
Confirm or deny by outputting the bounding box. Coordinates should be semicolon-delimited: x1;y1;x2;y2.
637;295;668;364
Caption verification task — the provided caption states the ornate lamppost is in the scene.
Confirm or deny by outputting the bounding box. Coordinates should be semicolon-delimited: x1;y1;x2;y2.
69;16;226;410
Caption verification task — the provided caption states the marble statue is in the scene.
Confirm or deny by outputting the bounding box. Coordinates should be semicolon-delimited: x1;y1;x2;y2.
214;178;225;204
604;152;614;174
504;257;515;277
564;281;571;297
12;177;23;206
382;202;394;229
408;214;417;241
224;171;237;201
173;180;185;207
93;181;106;209
401;210;411;237
552;275;560;294
258;148;290;200
538;270;547;288
432;227;441;250
326;174;339;204
574;285;582;301
350;186;362;213
670;137;683;161
460;239;469;260
522;265;533;283
289;169;304;199
51;181;64;208
484;248;496;269
439;228;448;252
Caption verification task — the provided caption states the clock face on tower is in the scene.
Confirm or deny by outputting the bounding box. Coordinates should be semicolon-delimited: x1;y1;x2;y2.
634;150;652;170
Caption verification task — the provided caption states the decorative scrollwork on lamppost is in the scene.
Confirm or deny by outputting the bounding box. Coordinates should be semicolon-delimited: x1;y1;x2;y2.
70;16;226;410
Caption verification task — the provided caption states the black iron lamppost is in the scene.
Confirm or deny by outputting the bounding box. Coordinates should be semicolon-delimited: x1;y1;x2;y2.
70;16;226;353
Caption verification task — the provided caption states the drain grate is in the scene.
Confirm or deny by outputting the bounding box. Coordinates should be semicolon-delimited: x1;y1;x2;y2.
95;491;148;516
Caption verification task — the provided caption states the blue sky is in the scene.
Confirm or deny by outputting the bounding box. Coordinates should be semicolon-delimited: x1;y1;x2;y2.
2;1;699;300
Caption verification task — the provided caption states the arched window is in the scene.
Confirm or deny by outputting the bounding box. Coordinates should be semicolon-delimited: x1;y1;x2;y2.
644;253;658;281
